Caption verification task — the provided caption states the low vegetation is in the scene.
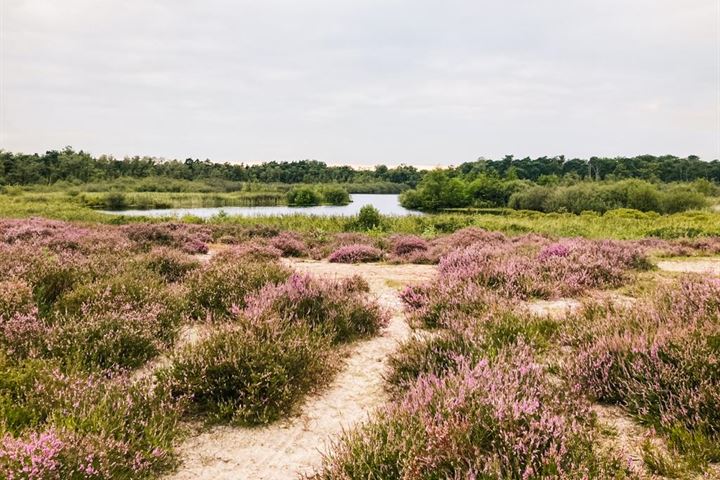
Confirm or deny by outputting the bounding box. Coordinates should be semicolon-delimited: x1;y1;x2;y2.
0;202;719;478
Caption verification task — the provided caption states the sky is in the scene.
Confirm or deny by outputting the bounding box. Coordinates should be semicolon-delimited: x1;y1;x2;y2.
1;0;719;167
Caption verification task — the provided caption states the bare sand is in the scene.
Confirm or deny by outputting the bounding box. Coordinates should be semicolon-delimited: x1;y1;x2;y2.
656;257;720;276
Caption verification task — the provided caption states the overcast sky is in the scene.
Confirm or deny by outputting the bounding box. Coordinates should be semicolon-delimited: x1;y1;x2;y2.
1;0;718;166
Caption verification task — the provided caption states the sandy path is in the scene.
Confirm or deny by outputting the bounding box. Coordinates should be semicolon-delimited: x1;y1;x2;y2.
656;257;720;275
165;261;436;480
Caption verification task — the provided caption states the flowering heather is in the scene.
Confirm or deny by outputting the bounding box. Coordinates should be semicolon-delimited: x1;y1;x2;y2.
434;237;650;300
0;365;180;479
313;345;626;479
400;278;510;328
635;236;720;257
307;232;378;259
121;222;211;253
386;235;437;264
270;231;308;257
244;273;388;343
0;280;35;318
390;235;429;256
215;242;283;262
185;251;290;320
0;309;47;359
142;247;200;282
428;226;508;258
565;277;720;467
0;218;130;255
328;244;383;263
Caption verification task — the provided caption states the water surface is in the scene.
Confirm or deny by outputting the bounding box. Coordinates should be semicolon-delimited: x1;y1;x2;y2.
103;194;420;218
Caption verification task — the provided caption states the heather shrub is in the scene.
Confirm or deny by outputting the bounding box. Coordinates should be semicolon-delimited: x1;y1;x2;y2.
48;305;171;371
428;226;507;258
0;310;48;359
0;362;180;478
159;318;330;425
121;222;211;253
391;301;559;395
216;242;282;262
400;279;509;329
0;280;35;319
142;246;200;282
313;345;626;479
386;332;479;396
566;277;720;468
390;235;428;256
244;273;387;344
0;218;130;255
185;253;290;320
386;235;437;264
432;237;650;300
270;231;308;257
328;244;383;263
13;250;92;315
47;270;184;369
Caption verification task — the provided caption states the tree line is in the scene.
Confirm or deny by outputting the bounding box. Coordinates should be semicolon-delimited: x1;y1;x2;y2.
1;148;718;195
0;147;423;188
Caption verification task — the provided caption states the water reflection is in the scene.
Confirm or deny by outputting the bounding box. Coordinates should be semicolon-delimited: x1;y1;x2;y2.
102;194;421;218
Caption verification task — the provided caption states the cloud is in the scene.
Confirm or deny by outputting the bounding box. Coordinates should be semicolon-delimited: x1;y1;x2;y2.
1;0;718;164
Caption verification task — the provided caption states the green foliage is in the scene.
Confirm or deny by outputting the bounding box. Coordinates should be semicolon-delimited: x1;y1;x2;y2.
159;320;330;425
356;205;382;230
508;179;708;214
102;192;127;210
320;185;350;205
0;147;422;189
184;253;290;320
287;186;322;206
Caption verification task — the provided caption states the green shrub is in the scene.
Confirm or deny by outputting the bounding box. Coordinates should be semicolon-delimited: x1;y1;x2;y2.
287;187;322;206
386;332;479;396
142;247;200;282
0;361;180;478
159;318;330;425
356;205;382;230
184;254;290;320
321;186;351;205
102;192;128;210
660;187;706;213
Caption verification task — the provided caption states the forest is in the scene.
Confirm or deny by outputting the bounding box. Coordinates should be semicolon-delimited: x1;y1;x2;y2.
2;148;718;189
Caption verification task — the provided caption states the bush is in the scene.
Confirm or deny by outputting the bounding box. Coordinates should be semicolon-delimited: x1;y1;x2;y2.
287;187;322;206
270;232;307;257
143;247;200;282
565;278;720;468
389;234;428;256
386;332;479;396
0;361;180;478
321;186;350;206
102;192;128;210
356;204;382;230
328;244;383;263
159;319;330;425
244;273;387;344
185;253;290;320
49;271;184;370
660;187;706;213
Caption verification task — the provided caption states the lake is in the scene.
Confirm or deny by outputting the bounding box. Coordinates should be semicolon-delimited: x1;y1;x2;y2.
102;194;421;218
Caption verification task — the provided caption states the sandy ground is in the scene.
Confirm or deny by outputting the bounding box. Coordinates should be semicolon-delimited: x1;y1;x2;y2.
165;261;436;480
656;257;720;275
